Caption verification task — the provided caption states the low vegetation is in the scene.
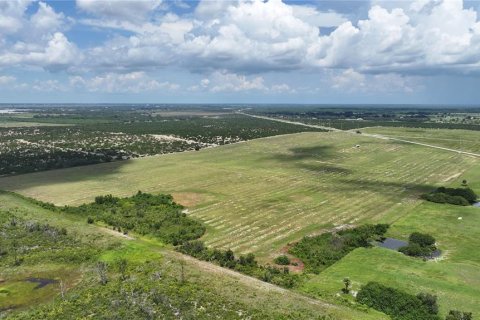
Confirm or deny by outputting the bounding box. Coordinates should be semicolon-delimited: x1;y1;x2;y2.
356;282;473;320
289;224;389;273
0;109;324;176
63;191;205;245
356;282;440;320
0;211;99;268
422;187;478;206
177;241;301;288
274;255;291;265
10;259;316;320
399;232;437;258
0;196;348;319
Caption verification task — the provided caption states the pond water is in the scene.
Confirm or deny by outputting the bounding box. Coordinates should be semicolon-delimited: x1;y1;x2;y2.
473;202;480;208
376;238;407;250
25;278;58;289
376;238;442;259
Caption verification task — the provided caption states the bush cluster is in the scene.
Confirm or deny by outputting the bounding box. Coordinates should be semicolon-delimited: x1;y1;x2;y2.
274;255;291;265
289;224;389;273
0;212;99;266
64;191;206;245
177;241;301;288
399;232;437;258
422;187;477;206
356;282;440;320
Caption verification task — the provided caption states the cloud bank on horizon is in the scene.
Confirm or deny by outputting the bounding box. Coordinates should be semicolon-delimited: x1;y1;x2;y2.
1;0;480;104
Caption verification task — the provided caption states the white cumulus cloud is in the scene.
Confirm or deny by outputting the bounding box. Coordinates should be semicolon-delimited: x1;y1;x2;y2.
70;72;178;93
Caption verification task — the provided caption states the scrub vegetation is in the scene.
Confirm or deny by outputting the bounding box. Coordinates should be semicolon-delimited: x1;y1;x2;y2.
1;106;480;319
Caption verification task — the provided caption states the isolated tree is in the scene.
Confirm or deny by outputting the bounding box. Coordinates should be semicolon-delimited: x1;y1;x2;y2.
11;239;21;266
342;278;351;294
179;260;186;285
116;258;128;281
462;179;468;186
96;261;108;285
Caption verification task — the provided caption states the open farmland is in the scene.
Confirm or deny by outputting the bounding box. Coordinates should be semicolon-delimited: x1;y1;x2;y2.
301;164;480;317
363;126;480;154
0;130;477;261
0;112;324;175
0;192;378;320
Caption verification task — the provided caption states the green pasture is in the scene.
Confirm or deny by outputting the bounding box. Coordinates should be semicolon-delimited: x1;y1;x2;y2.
0;191;375;320
299;164;480;317
0;130;476;261
363;126;480;154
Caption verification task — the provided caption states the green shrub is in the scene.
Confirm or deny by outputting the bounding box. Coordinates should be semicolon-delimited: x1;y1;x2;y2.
177;241;300;289
399;243;432;257
409;233;435;247
399;232;437;258
445;310;473;320
289;224;389;273
447;196;470;206
356;282;440;320
422;187;477;206
64;192;205;245
274;255;291;265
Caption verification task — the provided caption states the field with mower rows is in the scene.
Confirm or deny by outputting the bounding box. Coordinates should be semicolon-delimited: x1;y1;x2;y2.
1;130;476;261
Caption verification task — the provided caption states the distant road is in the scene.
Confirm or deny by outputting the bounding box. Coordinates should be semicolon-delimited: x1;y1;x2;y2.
238;112;480;158
237;112;342;132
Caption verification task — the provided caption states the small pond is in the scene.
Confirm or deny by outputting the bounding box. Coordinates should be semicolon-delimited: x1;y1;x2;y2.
473;202;480;208
376;238;407;250
376;238;442;259
25;278;58;290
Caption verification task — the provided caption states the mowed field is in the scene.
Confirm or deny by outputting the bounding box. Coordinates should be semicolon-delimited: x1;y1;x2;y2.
302;164;480;317
363;126;480;154
0;130;477;261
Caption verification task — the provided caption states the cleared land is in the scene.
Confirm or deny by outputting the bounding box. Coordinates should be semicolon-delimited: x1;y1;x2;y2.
363;127;480;154
0;122;69;127
0;130;476;261
0;191;382;320
297;148;480;318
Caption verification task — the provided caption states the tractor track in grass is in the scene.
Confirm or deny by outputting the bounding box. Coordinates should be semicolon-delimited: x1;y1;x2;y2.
239;112;480;158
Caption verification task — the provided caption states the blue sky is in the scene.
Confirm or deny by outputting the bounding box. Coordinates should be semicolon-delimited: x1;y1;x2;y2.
1;0;480;104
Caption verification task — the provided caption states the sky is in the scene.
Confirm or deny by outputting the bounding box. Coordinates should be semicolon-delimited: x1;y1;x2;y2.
1;0;480;104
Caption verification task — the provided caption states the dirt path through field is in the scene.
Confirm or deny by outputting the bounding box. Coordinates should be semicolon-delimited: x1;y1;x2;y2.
165;250;339;310
98;226;134;240
239;112;480;158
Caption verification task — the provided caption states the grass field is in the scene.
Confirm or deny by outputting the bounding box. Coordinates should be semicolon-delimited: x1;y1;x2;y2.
0;191;382;320
299;163;480;317
1;130;477;261
363;127;480;154
2;127;480;318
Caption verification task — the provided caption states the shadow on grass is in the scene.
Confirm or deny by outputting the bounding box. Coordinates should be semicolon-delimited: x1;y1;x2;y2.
269;145;353;175
0;159;135;190
337;178;435;195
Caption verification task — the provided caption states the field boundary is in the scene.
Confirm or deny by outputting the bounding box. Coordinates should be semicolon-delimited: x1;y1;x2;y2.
240;112;480;157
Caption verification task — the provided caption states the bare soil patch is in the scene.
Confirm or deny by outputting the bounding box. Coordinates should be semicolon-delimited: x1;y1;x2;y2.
172;192;213;208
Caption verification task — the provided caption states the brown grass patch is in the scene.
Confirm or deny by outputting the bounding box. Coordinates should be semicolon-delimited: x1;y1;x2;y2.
172;192;212;208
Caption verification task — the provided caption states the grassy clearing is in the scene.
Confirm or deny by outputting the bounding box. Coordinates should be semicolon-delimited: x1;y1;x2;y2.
299;164;480;317
0;131;476;261
363;127;480;154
